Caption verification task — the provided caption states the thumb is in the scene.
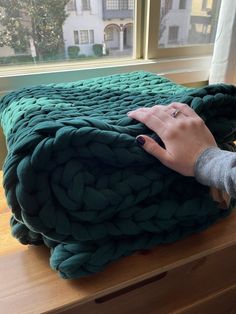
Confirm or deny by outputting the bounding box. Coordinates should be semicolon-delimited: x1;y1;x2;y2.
136;135;170;165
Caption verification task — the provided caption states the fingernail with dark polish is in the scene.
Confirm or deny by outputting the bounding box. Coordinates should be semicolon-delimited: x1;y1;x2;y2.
136;136;145;146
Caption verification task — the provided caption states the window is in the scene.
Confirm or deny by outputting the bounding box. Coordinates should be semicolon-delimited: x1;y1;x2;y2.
67;0;77;11
128;0;134;10
78;30;94;44
168;26;179;43
89;30;94;43
0;0;220;88
79;30;89;44
82;0;90;10
106;0;129;10
105;28;114;41
106;0;119;10
120;0;128;10
0;0;132;68
179;0;186;10
166;0;173;11
74;30;79;44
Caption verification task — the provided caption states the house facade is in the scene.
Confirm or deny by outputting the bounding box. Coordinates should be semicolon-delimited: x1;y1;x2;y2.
159;0;221;47
159;0;192;47
62;0;134;56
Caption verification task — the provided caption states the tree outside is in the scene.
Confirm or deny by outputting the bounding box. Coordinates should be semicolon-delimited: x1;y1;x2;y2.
0;0;70;61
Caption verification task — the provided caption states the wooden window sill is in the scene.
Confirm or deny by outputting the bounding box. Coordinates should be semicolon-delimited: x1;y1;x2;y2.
1;171;236;313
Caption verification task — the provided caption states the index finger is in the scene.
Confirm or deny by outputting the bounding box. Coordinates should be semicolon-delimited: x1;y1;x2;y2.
128;108;166;136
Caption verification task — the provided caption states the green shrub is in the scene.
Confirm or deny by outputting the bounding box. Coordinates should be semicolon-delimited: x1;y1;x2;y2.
67;46;80;59
92;44;103;57
77;54;87;58
0;55;33;65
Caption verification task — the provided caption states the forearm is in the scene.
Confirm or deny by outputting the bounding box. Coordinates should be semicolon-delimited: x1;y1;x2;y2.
194;147;236;198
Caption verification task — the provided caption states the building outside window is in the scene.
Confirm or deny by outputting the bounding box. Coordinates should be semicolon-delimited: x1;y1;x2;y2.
82;0;90;10
0;0;220;68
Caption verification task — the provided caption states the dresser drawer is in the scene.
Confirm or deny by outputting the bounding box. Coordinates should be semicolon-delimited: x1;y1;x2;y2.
61;245;236;314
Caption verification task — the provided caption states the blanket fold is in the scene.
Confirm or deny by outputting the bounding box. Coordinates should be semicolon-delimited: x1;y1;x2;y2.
1;71;236;279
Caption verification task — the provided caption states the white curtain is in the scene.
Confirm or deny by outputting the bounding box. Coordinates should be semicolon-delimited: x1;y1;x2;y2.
209;0;236;85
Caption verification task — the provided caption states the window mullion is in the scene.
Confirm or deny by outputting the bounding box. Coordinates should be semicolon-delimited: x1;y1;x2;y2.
134;0;144;59
144;0;161;59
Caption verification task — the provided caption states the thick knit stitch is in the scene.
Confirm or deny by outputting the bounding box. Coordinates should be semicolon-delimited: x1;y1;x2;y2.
0;71;236;279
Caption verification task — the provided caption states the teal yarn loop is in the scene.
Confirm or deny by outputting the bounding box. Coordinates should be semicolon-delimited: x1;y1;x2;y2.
1;71;236;279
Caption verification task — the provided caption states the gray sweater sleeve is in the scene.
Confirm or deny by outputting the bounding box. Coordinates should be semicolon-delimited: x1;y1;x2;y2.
194;147;236;198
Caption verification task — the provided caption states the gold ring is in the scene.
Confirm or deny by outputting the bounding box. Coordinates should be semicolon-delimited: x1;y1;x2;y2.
171;109;181;118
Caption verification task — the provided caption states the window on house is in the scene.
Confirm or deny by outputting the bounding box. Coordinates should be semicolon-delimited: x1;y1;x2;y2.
179;0;186;10
0;0;220;78
166;0;173;11
120;0;129;10
106;0;119;10
67;0;77;11
105;28;114;41
78;30;94;44
82;0;90;10
74;30;79;44
128;0;134;10
89;30;94;43
79;30;89;44
168;26;179;43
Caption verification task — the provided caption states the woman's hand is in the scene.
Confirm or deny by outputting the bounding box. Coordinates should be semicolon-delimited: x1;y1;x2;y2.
128;103;217;176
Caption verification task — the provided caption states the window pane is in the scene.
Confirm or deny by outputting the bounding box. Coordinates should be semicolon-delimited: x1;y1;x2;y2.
82;0;90;10
158;0;222;48
89;30;94;44
80;30;89;44
106;0;119;10
74;31;79;45
0;0;134;67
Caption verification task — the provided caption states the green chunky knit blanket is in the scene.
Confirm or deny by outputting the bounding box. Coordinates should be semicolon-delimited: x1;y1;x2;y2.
1;71;236;279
